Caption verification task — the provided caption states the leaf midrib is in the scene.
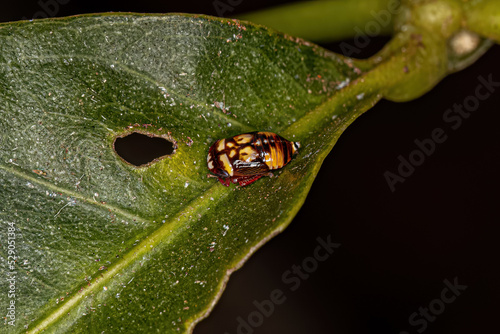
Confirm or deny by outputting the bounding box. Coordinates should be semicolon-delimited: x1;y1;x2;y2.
26;181;229;333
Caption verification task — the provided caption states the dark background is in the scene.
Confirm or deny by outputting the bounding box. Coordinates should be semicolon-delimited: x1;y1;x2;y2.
2;1;498;333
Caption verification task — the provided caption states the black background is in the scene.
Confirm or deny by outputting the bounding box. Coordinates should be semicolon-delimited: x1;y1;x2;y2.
2;1;499;333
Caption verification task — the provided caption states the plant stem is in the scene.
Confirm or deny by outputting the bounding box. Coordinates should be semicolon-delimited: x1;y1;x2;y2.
236;0;397;42
464;0;500;44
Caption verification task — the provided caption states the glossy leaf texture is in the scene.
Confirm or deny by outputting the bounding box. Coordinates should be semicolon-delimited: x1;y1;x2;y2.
0;14;380;333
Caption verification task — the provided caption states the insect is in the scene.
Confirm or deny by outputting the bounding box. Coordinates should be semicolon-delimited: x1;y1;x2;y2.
207;131;300;187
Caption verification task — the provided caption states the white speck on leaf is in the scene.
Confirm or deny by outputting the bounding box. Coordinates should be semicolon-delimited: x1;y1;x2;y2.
336;78;350;90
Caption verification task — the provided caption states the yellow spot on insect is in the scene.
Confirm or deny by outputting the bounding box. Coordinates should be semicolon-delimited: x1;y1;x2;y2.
270;145;278;169
219;153;234;176
226;142;235;148
229;149;237;158
217;139;226;152
234;134;253;144
263;152;273;168
239;146;257;162
208;161;214;169
263;152;271;162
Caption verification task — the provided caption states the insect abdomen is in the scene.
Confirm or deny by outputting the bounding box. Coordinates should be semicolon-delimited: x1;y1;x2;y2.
253;132;295;170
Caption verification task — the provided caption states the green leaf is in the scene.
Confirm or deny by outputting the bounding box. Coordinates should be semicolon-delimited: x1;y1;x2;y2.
0;13;379;333
1;1;493;330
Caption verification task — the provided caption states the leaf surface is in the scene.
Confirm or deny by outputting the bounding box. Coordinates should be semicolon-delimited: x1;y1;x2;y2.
0;14;381;333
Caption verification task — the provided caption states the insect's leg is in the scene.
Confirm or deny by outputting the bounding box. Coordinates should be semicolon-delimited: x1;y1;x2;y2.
238;175;263;187
218;177;230;186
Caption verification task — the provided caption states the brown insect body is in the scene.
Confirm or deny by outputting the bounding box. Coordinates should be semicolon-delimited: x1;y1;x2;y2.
207;131;299;187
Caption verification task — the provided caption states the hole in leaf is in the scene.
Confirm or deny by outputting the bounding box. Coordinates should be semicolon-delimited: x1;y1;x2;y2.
114;132;174;166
